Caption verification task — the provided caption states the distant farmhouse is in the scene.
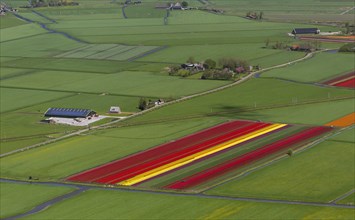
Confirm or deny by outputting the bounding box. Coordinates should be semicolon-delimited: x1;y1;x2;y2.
292;28;320;35
44;108;96;118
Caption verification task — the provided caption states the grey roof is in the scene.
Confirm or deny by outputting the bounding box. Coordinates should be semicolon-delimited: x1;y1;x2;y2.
44;108;95;118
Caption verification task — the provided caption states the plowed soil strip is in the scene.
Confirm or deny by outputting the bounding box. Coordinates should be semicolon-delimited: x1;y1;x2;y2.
67;120;256;182
325;112;355;127
166;126;332;190
95;122;271;184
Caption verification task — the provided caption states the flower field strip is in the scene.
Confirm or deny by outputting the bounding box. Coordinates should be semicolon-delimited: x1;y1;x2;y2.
323;72;355;88
325;112;355;127
118;123;287;186
94;122;273;184
137;125;303;188
166;126;332;190
66;120;253;182
333;78;355;88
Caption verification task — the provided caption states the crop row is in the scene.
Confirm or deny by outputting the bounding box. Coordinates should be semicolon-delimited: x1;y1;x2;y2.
67;120;286;185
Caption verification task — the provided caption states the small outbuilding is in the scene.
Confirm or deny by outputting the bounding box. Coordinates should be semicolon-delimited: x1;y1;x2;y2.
44;108;96;118
109;106;121;113
292;28;320;35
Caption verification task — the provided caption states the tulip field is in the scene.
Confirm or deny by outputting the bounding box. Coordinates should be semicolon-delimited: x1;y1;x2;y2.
323;72;355;89
67;120;332;190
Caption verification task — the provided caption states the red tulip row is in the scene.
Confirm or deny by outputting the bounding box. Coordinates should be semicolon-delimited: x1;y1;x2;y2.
67;120;267;183
166;126;332;190
333;77;355;88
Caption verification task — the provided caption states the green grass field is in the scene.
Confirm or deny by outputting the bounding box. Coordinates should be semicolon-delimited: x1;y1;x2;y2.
0;182;74;218
0;13;26;29
206;128;355;202
261;52;355;83
128;78;354;124
22;189;355;219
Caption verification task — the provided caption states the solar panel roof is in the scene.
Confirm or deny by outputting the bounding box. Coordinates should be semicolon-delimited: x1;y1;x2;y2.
44;108;94;118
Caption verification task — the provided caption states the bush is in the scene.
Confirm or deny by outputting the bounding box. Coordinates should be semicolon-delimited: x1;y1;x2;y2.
203;59;216;69
339;43;355;53
177;69;191;77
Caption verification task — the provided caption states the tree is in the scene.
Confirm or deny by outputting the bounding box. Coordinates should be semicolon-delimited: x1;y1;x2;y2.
259;11;264;20
186;56;195;64
345;22;350;34
265;39;272;48
138;97;147;110
203;59;216;69
181;1;188;7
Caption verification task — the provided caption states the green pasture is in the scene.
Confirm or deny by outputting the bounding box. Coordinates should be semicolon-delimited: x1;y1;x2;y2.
46;10;311;45
124;3;167;18
0;33;83;57
337;192;355;206
128;78;354;123
0;118;225;180
23;189;354;219
0;87;71;113
207;128;355;203
330;127;355;142
261;52;355;83
1;70;229;98
0;13;26;29
0;23;47;42
0;67;35;79
0;182;74;219
236;98;355;125
1;57;143;74
55;44;159;61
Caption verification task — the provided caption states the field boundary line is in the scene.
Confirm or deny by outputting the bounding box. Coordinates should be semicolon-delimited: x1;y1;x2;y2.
4;186;89;220
330;189;355;204
340;7;355;15
127;46;168;62
31;10;57;23
12;12;88;44
1;178;354;209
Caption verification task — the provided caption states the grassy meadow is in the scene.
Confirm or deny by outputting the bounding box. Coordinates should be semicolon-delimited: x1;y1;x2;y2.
21;189;355;220
0;182;74;218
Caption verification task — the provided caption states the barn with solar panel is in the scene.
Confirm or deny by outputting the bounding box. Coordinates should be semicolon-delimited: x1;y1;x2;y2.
44;108;96;118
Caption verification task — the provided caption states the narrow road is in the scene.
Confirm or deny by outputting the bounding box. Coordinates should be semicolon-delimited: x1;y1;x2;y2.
4;186;89;220
340;6;355;15
0;51;321;158
1;178;354;211
330;189;355;204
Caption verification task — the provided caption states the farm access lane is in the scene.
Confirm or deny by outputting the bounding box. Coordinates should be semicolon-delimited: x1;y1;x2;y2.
0;50;327;159
1;178;354;216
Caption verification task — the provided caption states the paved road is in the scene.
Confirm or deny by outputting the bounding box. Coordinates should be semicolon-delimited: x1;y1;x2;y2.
1;178;354;216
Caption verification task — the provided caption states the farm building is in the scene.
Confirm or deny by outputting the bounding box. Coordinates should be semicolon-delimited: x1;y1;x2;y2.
292;28;320;35
44;108;96;118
